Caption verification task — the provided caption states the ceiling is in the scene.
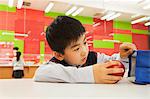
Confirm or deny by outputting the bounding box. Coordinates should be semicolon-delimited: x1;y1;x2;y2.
0;0;150;22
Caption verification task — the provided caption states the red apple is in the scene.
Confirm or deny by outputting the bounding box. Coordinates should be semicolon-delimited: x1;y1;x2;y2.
108;60;125;77
107;60;125;83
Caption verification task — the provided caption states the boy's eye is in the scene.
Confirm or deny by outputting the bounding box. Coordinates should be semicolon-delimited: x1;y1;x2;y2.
84;41;87;45
74;48;79;51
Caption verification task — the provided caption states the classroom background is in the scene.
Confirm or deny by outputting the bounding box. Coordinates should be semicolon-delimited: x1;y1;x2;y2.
0;0;150;79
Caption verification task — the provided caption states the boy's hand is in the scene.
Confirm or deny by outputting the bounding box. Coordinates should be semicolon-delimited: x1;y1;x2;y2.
119;42;137;59
93;61;124;84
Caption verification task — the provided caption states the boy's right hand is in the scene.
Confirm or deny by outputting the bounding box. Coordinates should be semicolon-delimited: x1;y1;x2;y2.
93;61;124;84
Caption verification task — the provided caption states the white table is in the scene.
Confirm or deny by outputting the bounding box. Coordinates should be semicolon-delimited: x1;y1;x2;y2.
0;78;149;99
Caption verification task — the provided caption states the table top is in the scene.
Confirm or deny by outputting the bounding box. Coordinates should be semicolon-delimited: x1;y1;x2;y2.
0;78;149;99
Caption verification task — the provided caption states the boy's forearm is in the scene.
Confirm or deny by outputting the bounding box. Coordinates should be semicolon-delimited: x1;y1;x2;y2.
33;62;95;83
93;64;100;84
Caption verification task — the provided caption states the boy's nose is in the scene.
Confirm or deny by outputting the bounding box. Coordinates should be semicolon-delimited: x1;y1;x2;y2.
81;47;87;56
81;51;86;56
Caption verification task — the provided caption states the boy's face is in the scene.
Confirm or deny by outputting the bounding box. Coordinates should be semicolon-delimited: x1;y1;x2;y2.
63;34;89;66
13;50;17;56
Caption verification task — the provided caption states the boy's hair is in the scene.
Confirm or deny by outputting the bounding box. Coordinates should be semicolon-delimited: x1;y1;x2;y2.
13;47;19;50
16;51;21;61
46;16;85;54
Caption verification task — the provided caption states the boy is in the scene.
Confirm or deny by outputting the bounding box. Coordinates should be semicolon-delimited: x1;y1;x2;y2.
33;16;136;84
13;47;19;57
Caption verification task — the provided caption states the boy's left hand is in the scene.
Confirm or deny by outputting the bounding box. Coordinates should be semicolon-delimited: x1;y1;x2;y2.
119;42;137;59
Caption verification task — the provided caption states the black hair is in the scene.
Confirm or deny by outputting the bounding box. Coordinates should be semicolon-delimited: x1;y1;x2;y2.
46;16;85;54
16;51;21;61
13;47;19;50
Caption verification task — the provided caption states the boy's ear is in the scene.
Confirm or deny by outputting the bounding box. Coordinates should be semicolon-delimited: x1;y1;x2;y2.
53;51;64;61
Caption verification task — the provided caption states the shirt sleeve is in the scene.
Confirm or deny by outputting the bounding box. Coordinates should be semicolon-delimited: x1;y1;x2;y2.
20;58;25;66
12;58;15;66
97;52;129;77
33;62;95;83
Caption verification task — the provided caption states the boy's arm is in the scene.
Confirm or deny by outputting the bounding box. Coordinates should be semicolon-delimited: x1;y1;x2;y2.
97;42;136;66
33;62;94;83
20;58;25;66
97;52;128;63
97;52;129;77
33;61;123;84
12;58;16;66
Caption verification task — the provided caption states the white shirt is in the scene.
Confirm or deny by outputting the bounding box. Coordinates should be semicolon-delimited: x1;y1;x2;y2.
33;52;129;83
12;58;25;70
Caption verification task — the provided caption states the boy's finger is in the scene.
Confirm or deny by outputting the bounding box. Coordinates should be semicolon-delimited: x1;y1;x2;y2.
104;61;121;68
120;43;136;51
107;68;124;74
121;49;134;58
101;80;119;84
120;45;131;50
105;75;122;81
124;49;134;56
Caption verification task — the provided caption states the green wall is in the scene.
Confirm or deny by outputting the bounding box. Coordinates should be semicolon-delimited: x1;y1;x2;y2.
45;12;93;24
0;4;16;12
0;30;24;54
93;40;114;48
40;41;45;62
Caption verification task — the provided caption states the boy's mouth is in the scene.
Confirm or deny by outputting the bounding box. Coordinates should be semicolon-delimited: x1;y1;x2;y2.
81;57;87;63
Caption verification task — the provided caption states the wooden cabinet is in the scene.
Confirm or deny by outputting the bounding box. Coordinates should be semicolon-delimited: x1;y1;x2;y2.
0;66;38;79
